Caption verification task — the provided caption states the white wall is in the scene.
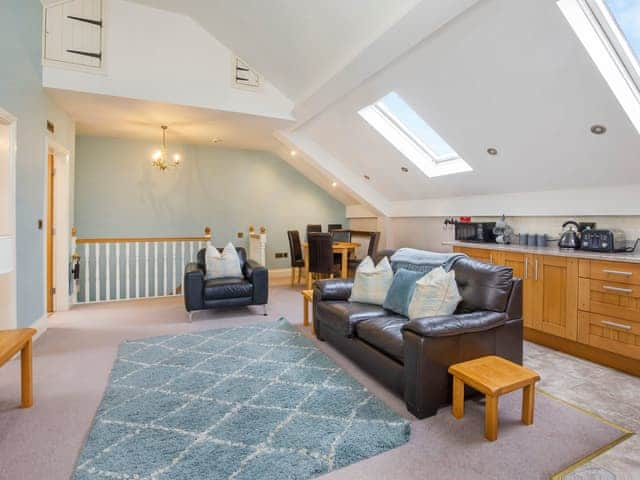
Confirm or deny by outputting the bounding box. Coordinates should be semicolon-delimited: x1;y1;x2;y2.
351;214;640;253
43;0;294;121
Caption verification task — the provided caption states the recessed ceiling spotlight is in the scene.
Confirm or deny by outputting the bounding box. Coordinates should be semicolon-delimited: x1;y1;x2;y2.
487;147;498;156
363;174;371;180
211;138;221;144
290;150;297;156
401;167;409;173
331;181;338;188
590;124;607;135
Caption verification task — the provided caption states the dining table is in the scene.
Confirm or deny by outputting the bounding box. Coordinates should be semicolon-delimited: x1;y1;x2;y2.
303;241;360;289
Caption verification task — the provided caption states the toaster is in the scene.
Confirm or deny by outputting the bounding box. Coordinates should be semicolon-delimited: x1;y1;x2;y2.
581;229;627;252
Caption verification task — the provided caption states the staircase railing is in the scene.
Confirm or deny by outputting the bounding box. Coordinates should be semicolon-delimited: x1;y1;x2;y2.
72;227;211;304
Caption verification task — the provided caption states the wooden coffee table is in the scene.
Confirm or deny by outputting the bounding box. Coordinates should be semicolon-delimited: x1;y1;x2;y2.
0;328;36;408
301;289;314;335
448;355;540;441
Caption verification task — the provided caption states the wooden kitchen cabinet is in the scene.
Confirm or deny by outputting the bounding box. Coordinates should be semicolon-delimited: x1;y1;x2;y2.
491;251;536;329
532;256;578;340
453;246;494;263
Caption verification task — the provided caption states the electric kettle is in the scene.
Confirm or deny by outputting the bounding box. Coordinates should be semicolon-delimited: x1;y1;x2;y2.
558;221;581;249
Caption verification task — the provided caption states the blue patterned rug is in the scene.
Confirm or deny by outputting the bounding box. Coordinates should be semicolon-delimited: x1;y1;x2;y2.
73;319;410;479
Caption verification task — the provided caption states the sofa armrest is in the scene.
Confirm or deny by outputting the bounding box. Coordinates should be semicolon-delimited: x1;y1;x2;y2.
403;311;507;338
184;262;205;312
313;278;354;301
245;259;268;305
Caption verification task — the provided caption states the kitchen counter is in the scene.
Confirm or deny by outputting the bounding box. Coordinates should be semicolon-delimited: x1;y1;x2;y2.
443;240;640;264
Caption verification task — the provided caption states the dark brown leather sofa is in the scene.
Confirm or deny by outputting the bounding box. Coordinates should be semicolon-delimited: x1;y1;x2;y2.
312;256;523;419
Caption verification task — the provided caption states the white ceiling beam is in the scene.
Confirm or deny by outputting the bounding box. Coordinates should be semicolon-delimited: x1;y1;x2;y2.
275;131;392;217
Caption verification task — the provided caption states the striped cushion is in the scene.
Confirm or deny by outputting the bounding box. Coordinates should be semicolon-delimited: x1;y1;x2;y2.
349;256;393;306
408;267;461;320
205;242;243;280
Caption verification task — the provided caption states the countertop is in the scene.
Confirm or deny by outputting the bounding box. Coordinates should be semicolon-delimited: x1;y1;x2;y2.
443;240;640;264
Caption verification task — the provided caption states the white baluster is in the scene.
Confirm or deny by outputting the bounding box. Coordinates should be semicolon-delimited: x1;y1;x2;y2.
145;242;149;298
115;243;121;300
125;243;130;300
189;241;194;262
84;243;90;303
172;242;177;295
154;242;159;297
105;243;111;301
135;243;140;298
163;242;168;296
95;243;101;302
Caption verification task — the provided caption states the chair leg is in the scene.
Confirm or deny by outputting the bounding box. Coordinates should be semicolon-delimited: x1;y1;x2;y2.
188;311;194;322
290;268;295;287
262;305;268;316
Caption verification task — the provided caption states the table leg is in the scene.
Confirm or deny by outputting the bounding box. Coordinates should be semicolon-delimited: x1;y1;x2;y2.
522;384;535;425
485;395;498;441
341;249;348;278
304;246;311;289
21;339;33;408
303;297;309;327
452;377;465;419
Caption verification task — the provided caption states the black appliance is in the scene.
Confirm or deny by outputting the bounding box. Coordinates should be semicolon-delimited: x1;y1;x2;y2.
581;229;627;252
558;220;581;249
455;222;496;243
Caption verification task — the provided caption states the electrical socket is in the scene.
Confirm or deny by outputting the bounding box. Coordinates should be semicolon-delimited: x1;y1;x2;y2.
275;252;288;259
237;232;244;238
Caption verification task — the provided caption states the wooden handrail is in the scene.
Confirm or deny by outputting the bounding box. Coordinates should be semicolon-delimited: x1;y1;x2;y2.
75;226;211;244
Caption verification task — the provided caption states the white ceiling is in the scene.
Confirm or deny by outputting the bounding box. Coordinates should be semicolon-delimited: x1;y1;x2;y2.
296;0;640;201
47;88;292;151
129;0;421;102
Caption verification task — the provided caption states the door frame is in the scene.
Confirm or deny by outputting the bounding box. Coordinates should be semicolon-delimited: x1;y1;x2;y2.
0;107;17;330
44;137;72;313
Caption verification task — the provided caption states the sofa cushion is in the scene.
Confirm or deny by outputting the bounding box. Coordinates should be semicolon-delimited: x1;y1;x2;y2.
382;268;424;317
349;256;394;306
408;267;461;320
316;301;388;337
205;242;243;280
452;257;513;313
204;277;253;300
356;315;408;363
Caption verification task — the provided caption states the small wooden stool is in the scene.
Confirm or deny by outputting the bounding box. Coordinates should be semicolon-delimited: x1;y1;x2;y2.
448;355;540;441
0;328;36;408
301;289;315;335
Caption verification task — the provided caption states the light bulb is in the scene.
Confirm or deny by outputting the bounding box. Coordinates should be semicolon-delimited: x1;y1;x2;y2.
173;153;181;164
152;150;162;161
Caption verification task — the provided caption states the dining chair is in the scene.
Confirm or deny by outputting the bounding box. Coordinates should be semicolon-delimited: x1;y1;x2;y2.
287;230;305;286
348;231;381;274
308;233;339;285
331;230;351;243
306;224;322;241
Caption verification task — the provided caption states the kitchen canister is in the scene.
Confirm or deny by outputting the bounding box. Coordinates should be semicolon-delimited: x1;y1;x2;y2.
527;234;537;246
536;234;548;247
520;233;529;246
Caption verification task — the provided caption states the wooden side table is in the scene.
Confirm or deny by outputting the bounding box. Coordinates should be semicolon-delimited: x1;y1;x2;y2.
448;355;540;441
301;289;315;335
0;328;36;408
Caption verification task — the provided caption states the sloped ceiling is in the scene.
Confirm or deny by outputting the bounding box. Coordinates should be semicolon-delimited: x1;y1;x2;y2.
129;0;421;102
293;0;640;204
70;0;640;215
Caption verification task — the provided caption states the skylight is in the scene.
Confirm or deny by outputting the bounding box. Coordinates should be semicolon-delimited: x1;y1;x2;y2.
358;92;472;178
558;0;640;134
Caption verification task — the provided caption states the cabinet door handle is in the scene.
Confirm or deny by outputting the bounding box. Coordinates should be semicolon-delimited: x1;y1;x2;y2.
602;285;633;294
534;259;539;281
524;257;529;280
603;269;633;277
601;320;632;331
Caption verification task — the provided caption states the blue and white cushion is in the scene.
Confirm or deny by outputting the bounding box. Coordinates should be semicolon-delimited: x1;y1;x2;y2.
407;266;461;320
349;256;393;306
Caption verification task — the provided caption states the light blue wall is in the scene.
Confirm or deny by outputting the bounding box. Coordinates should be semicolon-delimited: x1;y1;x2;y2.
75;136;346;269
0;1;48;328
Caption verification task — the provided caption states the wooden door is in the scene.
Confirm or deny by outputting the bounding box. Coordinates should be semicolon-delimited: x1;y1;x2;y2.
493;251;536;328
47;153;54;313
533;255;578;340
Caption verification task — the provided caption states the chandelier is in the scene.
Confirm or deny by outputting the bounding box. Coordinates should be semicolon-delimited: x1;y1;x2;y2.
151;125;182;171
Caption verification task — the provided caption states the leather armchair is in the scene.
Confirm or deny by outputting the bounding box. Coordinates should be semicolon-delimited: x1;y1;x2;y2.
184;247;268;321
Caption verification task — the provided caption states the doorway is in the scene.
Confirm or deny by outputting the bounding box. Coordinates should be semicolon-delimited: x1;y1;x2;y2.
47;152;55;313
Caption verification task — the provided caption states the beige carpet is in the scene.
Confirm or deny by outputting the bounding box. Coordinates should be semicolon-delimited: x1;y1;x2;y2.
0;285;629;480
